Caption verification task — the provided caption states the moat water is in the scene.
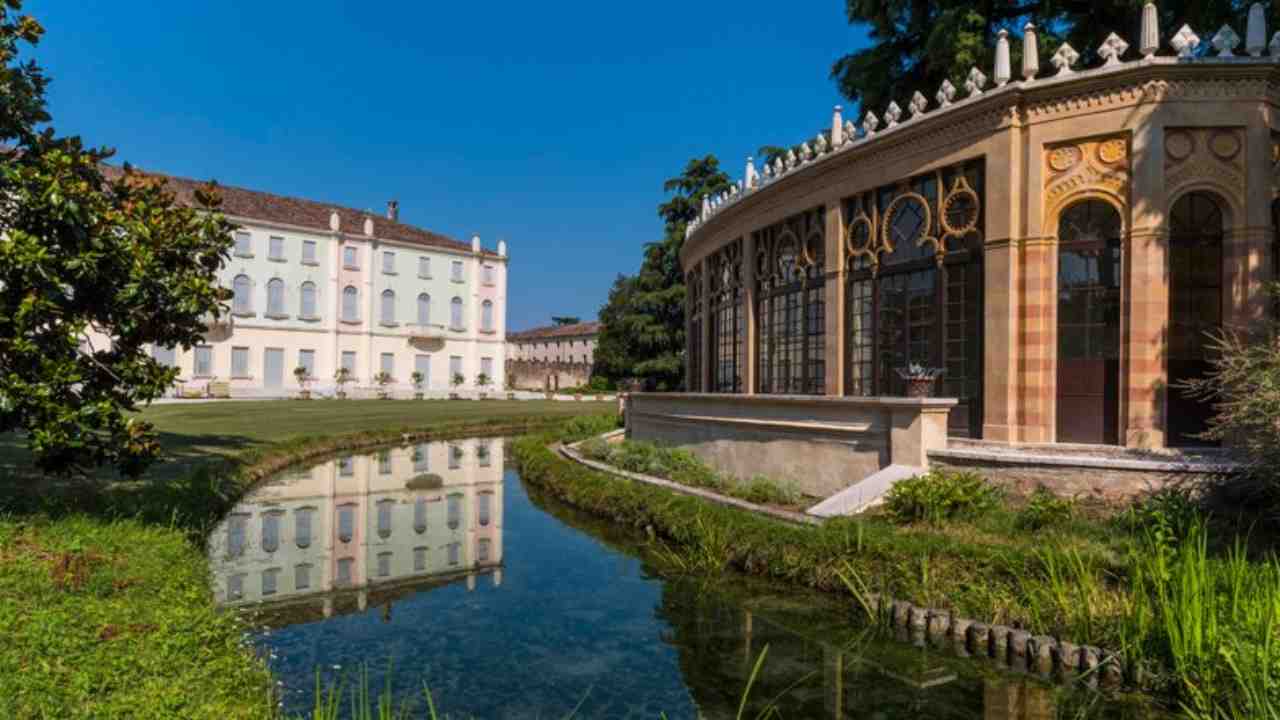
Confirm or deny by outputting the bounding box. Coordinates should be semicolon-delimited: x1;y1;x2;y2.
207;438;1167;719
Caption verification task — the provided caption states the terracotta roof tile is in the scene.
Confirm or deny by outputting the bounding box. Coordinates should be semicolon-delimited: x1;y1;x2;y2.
102;165;496;257
508;321;602;341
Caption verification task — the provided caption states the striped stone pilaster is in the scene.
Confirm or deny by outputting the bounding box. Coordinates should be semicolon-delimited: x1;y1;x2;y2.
982;237;1021;442
1018;237;1055;443
1126;227;1168;449
1224;225;1273;329
824;203;845;396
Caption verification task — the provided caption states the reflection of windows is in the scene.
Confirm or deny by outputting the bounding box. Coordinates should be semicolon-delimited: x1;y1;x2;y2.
295;563;312;590
261;511;282;553
262;567;280;596
447;494;462;530
295;507;314;549
336;557;353;586
378;452;392;475
338;457;354;476
377;499;394;539
337;504;355;543
447;542;461;566
413;444;429;472
413;546;428;572
377;552;392;578
477;441;491;468
478;538;491;563
228;573;245;600
414;497;428;534
448;445;462;470
478;491;492;527
227;514;248;558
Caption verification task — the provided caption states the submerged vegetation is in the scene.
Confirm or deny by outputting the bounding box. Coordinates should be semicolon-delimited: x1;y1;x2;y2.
576;437;806;508
517;424;1280;718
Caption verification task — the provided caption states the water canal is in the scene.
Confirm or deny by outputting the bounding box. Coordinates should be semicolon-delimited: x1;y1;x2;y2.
208;438;1168;719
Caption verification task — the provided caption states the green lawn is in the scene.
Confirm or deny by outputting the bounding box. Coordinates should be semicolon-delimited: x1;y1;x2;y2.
0;399;614;719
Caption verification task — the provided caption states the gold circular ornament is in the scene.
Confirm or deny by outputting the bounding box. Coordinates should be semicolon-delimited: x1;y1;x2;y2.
941;180;980;236
881;192;932;252
845;213;878;272
1209;130;1241;161
1165;131;1194;162
1049;146;1082;173
1097;138;1127;165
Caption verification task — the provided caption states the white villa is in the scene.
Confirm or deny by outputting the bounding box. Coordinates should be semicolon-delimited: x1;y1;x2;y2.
106;168;509;397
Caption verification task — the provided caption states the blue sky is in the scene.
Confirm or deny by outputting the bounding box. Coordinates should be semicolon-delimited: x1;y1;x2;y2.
26;1;868;331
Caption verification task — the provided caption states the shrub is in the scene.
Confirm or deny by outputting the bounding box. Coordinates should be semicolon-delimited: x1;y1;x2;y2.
1118;487;1203;549
558;414;621;443
1016;486;1077;530
882;469;1002;524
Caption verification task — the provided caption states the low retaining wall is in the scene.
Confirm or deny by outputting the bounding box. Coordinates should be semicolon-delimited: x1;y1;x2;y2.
625;393;955;497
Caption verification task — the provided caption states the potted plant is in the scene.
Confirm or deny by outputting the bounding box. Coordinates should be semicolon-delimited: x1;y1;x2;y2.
334;367;352;399
475;372;491;400
449;372;465;400
293;366;313;400
374;371;393;399
896;363;945;398
411;371;425;400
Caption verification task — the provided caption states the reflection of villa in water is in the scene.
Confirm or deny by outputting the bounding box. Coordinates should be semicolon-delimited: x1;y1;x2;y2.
208;440;504;616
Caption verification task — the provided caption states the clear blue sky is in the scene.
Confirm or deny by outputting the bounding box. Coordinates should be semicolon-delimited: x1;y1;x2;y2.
25;1;868;332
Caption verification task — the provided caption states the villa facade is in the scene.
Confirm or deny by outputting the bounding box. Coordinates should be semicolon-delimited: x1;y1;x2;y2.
107;168;509;397
679;7;1280;451
506;321;601;390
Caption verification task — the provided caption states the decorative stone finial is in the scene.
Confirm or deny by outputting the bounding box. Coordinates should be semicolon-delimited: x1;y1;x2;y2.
363;217;374;236
800;142;813;161
814;133;829;154
497;240;507;258
965;67;988;96
701;196;711;219
995;29;1011;86
884;101;903;127
843;120;857;144
831;106;844;147
1172;24;1200;58
908;91;928;119
1099;33;1130;67
1052;43;1080;75
773;158;785;176
745;157;759;188
470;234;481;252
1247;4;1267;57
329;210;340;231
784;149;797;170
1212;24;1241;57
1023;23;1040;80
936;79;957;107
1140;3;1159;58
862;111;880;136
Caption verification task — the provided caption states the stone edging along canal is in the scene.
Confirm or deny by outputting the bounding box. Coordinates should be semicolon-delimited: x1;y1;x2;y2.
555;430;1132;690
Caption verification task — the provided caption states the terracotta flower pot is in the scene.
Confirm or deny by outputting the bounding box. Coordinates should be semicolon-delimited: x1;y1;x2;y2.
905;378;936;398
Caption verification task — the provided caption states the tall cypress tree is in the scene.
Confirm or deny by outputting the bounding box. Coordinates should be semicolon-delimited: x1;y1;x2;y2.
595;156;731;390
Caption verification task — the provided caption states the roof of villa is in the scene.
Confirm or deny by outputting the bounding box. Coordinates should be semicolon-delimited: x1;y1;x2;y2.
101;165;494;257
508;321;602;341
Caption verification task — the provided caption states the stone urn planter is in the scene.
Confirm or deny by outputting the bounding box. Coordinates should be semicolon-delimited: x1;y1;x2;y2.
896;364;944;398
507;392;517;400
297;390;312;400
414;392;425;400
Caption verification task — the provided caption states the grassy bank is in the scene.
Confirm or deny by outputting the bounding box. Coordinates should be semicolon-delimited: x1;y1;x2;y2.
514;426;1280;718
0;400;615;719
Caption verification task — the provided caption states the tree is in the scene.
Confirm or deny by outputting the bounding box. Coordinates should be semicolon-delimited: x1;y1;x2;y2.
0;2;234;477
550;316;581;327
831;1;1246;114
595;156;731;390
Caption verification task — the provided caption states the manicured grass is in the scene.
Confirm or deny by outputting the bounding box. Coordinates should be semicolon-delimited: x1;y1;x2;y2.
0;400;616;719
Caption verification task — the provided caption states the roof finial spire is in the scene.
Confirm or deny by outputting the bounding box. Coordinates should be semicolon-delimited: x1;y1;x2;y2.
1247;3;1267;57
1140;2;1160;58
831;105;844;147
1022;23;1040;81
994;29;1011;86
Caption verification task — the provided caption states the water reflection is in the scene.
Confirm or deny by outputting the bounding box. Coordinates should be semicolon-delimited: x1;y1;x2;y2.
209;439;503;618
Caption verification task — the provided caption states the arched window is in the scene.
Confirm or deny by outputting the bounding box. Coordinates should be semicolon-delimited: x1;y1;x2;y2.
481;300;494;331
756;211;824;395
380;289;396;324
376;499;394;540
450;297;464;329
414;497;428;534
233;275;252;314
294;507;314;549
300;282;318;318
417;294;431;326
842;160;985;435
262;510;283;553
447;493;462;530
337;504;355;544
710;241;744;393
1057;199;1122;445
1168;191;1226;446
267;278;285;316
342;286;359;322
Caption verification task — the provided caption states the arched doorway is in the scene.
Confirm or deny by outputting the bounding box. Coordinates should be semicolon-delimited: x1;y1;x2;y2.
1056;199;1122;445
1167;191;1224;447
